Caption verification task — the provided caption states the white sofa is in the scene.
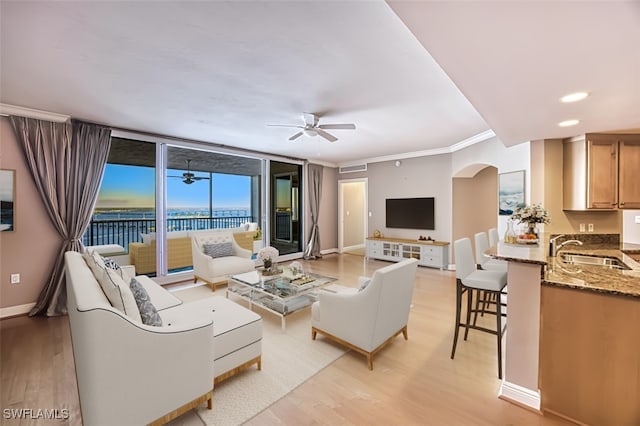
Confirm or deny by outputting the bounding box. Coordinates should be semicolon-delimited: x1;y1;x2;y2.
65;250;262;425
311;258;418;370
192;229;256;291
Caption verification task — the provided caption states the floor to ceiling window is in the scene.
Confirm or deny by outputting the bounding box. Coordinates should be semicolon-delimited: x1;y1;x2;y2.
83;139;263;278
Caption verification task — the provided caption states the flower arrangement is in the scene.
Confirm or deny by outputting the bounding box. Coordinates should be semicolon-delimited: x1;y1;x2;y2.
511;203;551;225
258;246;279;268
289;261;304;276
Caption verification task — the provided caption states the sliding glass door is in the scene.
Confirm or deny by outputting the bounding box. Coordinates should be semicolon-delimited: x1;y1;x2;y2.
84;136;307;279
270;161;302;256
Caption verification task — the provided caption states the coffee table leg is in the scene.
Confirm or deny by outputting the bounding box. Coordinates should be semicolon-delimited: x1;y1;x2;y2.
281;316;286;331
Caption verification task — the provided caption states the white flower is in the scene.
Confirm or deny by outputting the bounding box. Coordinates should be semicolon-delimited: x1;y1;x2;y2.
511;204;550;225
258;246;279;262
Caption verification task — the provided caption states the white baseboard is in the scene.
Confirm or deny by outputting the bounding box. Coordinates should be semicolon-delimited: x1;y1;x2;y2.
341;243;364;253
498;380;541;411
0;302;36;319
320;248;338;255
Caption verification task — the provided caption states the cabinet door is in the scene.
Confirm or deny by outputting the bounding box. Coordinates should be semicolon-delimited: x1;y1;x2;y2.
618;135;640;209
587;135;618;209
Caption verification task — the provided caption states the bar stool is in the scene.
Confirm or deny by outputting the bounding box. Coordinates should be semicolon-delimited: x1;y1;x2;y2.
473;231;508;324
451;237;507;378
474;231;508;272
488;227;500;247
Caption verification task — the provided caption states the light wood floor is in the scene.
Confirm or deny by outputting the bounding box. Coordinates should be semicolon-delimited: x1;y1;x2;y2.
0;254;570;425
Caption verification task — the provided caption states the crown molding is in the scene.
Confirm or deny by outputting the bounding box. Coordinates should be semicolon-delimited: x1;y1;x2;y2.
0;103;70;122
338;129;496;168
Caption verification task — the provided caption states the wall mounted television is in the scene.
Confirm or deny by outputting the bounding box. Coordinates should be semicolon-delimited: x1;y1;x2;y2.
385;197;435;230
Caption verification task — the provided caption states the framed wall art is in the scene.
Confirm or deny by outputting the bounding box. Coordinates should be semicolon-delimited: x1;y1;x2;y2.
498;170;525;216
0;169;15;231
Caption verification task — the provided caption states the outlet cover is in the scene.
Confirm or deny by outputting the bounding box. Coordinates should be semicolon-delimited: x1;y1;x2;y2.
10;274;20;284
635;215;640;224
579;223;586;232
588;224;594;232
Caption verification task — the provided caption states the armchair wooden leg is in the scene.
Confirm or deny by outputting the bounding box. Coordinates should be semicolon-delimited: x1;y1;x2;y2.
207;396;213;410
311;328;317;340
367;354;374;370
402;325;408;340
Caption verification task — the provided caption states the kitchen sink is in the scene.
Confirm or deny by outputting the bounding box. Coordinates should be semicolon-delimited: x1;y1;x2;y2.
559;253;630;270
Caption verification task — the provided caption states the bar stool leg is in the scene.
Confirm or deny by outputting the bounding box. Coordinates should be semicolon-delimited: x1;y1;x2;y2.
451;279;463;359
464;287;473;340
496;290;503;379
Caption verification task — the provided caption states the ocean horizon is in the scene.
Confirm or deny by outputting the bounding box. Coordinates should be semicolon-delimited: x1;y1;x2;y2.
92;207;251;220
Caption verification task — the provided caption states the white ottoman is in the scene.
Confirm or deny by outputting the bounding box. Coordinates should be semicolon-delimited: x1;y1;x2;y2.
162;296;262;384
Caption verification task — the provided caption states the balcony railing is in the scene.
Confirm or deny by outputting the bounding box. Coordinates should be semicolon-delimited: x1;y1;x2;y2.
82;216;253;249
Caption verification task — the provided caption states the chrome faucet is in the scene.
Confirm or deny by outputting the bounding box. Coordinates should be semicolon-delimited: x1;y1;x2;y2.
549;234;583;257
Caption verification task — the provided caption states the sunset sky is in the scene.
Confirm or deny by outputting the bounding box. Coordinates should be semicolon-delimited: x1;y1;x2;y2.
96;164;251;210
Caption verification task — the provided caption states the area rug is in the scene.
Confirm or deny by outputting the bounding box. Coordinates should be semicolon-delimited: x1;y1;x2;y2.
168;283;348;426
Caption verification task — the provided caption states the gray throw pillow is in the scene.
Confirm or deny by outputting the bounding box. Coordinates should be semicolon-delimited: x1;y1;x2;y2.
203;242;233;259
359;279;371;292
130;278;162;327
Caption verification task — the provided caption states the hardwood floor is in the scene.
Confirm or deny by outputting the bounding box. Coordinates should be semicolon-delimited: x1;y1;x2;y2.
0;254;569;425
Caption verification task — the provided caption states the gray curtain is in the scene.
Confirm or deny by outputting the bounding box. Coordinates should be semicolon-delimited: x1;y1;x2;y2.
10;117;111;316
304;163;323;259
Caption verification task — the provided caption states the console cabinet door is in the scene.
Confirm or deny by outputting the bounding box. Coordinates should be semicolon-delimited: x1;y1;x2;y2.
587;135;618;209
618;135;640;209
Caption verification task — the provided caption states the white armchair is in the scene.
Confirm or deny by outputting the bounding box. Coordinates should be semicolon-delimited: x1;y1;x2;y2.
311;258;418;370
192;230;256;291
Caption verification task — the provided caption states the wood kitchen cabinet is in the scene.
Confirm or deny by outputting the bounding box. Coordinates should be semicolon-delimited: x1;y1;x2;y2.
563;133;640;210
618;134;640;209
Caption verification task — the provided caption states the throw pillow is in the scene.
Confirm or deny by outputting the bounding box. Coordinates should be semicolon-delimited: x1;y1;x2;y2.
130;278;163;327
203;242;233;259
96;266;143;323
358;278;371;292
101;255;125;279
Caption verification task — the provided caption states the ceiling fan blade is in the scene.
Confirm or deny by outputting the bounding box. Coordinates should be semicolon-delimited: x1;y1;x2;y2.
318;123;356;130
316;129;338;142
289;131;304;141
266;124;304;128
192;176;210;180
303;112;318;127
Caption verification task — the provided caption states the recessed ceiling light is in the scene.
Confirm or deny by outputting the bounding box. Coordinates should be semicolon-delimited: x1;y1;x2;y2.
558;119;580;127
560;92;590;103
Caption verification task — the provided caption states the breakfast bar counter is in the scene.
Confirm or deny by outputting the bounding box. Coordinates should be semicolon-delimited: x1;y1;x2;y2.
485;238;640;424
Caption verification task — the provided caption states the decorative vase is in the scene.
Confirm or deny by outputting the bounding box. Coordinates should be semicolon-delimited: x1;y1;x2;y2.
526;223;538;238
504;220;517;244
263;259;272;271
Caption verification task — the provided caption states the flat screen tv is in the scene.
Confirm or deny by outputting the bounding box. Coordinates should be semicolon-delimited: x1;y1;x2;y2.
386;197;435;230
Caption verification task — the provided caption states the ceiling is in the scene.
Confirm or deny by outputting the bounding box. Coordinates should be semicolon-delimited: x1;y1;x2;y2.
1;2;639;167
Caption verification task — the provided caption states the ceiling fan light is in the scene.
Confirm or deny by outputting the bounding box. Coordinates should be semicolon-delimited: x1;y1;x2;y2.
303;128;318;137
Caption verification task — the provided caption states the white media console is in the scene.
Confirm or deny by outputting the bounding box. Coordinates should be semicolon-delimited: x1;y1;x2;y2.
366;237;449;270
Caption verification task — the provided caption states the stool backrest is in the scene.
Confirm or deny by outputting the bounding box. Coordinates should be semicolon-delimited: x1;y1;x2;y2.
488;228;499;246
454;238;476;280
474;232;490;268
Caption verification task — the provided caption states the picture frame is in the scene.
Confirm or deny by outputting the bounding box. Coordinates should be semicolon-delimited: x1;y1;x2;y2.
499;170;525;216
1;169;15;232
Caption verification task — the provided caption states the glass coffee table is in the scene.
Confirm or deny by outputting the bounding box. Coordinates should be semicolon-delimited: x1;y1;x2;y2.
227;269;336;330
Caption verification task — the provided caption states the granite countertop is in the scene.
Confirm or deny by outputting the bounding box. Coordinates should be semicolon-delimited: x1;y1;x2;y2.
487;238;640;299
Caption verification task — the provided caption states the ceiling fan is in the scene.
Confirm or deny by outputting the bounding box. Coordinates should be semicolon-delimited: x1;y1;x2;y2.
168;160;210;185
267;113;356;142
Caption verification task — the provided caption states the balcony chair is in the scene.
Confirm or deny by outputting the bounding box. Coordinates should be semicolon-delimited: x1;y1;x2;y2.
311;258;418;370
451;238;507;378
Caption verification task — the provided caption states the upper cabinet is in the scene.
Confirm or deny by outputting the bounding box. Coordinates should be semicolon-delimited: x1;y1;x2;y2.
563;133;640;210
618;135;640;209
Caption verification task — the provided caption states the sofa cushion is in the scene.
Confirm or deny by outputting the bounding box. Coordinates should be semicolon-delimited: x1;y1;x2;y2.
130;278;163;326
96;266;142;322
203;242;234;259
